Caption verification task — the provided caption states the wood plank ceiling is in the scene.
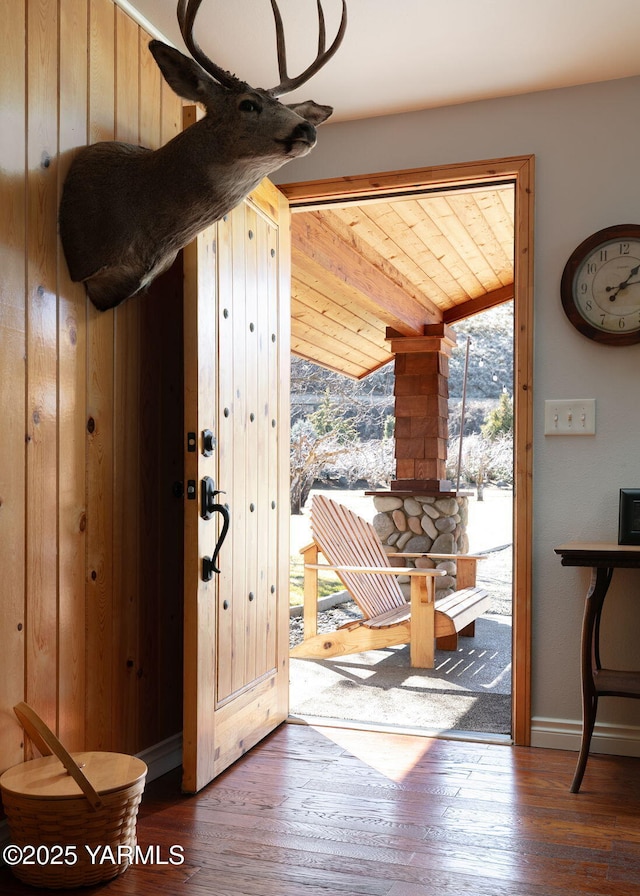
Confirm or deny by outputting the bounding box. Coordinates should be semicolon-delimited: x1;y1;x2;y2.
290;184;515;379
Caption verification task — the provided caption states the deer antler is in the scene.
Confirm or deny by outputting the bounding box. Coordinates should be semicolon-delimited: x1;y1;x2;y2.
268;0;347;97
178;0;346;97
177;0;247;89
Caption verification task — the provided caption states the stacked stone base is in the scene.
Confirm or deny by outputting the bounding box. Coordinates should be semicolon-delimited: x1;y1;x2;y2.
371;493;469;598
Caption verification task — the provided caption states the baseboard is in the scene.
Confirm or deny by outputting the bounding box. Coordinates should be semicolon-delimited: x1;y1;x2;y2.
531;717;640;757
136;733;183;783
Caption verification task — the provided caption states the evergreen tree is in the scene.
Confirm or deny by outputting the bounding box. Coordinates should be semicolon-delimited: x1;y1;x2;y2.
309;390;358;443
481;391;513;440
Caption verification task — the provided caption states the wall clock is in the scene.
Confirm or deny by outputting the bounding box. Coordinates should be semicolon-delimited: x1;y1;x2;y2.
561;224;640;345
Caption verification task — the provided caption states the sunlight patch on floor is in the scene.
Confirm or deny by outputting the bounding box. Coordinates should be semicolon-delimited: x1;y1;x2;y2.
311;723;441;782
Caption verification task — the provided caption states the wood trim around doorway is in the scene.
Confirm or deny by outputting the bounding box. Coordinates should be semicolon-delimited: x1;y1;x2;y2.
280;155;534;746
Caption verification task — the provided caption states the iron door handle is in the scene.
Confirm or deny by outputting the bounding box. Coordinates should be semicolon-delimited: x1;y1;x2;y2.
201;475;221;520
201;477;230;580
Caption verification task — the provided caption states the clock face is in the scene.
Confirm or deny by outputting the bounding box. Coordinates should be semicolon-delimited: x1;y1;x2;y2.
561;225;640;344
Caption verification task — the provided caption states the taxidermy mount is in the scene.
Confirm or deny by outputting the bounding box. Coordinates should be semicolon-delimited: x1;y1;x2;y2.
59;0;347;311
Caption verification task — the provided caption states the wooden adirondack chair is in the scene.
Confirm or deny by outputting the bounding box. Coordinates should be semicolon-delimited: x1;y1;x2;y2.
290;494;490;669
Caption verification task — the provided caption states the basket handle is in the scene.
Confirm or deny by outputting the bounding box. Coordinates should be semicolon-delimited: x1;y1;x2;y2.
13;703;102;810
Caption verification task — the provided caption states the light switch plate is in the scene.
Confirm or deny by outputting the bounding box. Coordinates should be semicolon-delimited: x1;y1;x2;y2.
544;399;596;435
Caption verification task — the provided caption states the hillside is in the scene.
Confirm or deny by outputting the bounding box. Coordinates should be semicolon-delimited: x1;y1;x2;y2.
291;301;514;438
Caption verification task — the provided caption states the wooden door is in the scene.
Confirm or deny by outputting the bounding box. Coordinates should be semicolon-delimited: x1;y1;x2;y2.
182;172;291;793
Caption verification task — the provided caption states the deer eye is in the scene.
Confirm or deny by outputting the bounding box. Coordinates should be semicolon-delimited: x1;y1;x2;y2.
239;98;261;114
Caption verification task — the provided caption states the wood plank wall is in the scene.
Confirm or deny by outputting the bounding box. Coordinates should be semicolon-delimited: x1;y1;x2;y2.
0;0;184;776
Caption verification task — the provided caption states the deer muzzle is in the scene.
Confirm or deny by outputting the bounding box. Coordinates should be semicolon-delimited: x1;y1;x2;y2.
282;121;317;155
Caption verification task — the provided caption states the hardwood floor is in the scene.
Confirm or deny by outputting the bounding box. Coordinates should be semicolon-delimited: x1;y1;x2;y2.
2;722;640;895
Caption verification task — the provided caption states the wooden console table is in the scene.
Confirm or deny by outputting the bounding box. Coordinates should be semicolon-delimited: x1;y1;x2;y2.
555;542;640;792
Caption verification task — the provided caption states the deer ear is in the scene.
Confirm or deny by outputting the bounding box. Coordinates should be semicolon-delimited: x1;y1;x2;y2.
286;101;333;126
149;40;226;104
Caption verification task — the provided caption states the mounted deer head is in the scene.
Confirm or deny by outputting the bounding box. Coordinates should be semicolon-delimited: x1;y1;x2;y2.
59;0;346;311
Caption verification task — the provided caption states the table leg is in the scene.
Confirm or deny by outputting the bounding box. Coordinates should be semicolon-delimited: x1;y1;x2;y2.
570;565;613;793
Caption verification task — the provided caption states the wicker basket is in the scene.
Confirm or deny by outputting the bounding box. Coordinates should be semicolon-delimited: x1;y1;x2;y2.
0;703;147;889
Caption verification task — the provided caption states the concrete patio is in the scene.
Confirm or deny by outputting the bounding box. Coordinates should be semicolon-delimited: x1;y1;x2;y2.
289;489;513;739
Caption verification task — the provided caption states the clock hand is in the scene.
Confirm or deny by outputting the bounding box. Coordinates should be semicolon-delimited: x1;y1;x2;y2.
609;278;640;300
606;264;640;300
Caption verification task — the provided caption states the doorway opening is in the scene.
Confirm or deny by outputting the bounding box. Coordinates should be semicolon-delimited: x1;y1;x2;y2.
288;305;514;739
280;156;533;745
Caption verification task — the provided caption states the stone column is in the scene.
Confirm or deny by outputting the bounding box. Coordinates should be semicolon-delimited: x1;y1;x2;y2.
367;324;468;591
387;323;456;491
371;493;470;597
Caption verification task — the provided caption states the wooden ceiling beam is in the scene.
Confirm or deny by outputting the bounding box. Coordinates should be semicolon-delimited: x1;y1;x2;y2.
291;212;440;336
291;313;385;369
292;268;390;339
320;208;447;317
290;336;379;380
292;291;388;362
292;247;407;334
442;283;514;324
